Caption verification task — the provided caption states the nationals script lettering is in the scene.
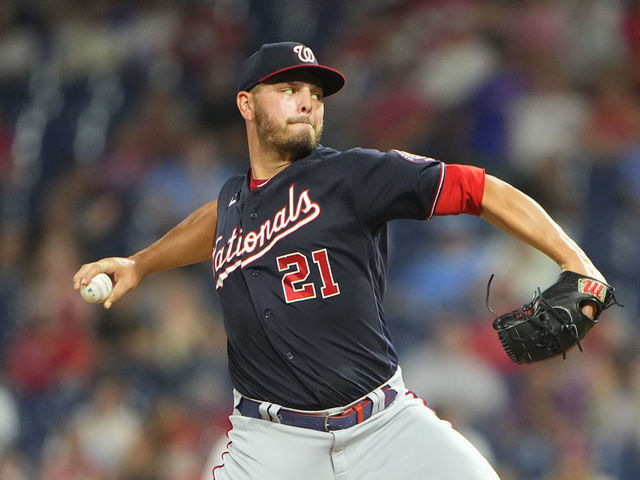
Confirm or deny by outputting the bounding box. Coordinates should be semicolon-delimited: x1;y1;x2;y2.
213;184;321;288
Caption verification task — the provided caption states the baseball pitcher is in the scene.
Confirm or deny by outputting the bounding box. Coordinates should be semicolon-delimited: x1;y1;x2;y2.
73;42;616;480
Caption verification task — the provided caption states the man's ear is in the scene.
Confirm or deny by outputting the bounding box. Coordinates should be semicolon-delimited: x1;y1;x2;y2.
237;91;253;121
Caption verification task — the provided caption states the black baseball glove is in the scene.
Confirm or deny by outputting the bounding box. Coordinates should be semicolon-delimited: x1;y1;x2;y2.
489;271;618;364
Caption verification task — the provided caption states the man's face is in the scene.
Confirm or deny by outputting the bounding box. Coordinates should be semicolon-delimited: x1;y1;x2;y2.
251;71;325;160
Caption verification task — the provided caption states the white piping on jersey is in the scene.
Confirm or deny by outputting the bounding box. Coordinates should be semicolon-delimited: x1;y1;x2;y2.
254;178;271;188
427;163;446;219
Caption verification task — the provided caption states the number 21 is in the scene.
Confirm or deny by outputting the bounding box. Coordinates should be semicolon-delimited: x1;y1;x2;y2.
277;249;340;303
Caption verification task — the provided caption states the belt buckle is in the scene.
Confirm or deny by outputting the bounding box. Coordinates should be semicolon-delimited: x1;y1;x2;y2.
324;398;369;431
321;385;396;432
323;410;342;432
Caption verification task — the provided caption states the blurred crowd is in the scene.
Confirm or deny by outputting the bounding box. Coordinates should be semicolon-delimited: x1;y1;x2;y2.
0;0;639;479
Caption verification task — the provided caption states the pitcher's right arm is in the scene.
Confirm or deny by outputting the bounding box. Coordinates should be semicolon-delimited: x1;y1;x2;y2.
73;200;218;309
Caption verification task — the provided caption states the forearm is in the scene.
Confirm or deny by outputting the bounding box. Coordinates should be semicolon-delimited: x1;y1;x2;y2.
479;175;604;281
131;200;218;278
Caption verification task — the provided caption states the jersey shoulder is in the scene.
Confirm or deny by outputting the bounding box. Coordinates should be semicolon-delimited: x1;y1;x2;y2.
314;145;386;170
315;145;384;161
333;146;440;169
340;147;437;164
314;146;441;180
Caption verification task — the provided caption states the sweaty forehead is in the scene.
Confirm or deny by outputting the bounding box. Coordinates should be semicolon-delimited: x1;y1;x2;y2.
261;70;324;90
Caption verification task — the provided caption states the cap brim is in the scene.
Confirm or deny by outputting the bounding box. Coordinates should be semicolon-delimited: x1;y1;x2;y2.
257;64;346;97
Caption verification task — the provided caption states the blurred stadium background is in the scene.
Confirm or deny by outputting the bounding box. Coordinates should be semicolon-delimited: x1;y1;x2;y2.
0;0;639;479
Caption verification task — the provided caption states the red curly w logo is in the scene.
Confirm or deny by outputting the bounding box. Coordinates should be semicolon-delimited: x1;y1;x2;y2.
578;279;607;302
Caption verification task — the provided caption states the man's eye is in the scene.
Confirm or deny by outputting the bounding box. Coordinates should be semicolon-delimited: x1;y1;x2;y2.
312;93;322;101
283;88;294;95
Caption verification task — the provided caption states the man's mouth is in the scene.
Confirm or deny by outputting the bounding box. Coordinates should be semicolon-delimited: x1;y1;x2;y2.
288;117;314;127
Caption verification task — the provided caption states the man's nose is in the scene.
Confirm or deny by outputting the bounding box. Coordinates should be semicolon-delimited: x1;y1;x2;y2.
298;88;313;113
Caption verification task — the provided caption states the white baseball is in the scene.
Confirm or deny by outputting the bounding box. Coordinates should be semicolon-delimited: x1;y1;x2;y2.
80;273;113;304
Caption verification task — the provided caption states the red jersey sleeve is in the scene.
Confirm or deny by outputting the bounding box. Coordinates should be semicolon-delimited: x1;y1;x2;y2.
432;164;485;217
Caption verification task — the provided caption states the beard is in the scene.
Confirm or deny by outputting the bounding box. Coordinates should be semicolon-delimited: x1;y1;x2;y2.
254;104;323;160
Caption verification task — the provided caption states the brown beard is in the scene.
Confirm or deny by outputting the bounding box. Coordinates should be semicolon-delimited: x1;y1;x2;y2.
254;103;323;160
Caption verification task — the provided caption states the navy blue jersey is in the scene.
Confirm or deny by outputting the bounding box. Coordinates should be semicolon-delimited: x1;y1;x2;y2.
213;145;445;410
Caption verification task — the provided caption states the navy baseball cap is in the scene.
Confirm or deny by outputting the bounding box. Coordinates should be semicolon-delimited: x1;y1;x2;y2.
236;42;346;96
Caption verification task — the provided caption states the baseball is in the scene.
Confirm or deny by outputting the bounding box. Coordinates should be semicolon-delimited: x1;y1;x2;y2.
80;273;113;304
